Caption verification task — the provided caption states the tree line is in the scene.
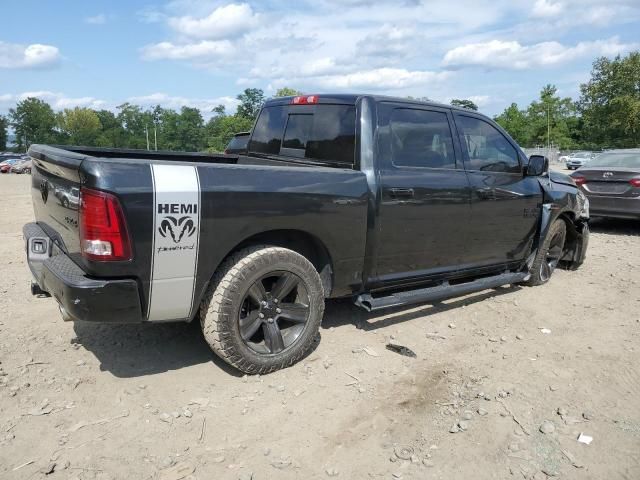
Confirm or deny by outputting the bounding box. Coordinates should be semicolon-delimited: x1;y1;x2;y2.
0;87;299;153
0;53;638;152
494;52;639;150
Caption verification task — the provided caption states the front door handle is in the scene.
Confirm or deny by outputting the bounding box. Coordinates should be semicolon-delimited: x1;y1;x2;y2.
388;188;415;198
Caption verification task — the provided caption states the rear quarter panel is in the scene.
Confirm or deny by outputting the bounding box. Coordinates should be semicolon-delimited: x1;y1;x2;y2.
194;163;369;307
81;159;369;320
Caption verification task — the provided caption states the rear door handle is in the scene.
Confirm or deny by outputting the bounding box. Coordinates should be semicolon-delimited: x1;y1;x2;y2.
475;188;495;200
388;188;415;198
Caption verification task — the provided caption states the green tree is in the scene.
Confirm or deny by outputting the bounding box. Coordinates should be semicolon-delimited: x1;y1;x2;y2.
116;103;154;149
95;110;125;147
158;108;180;150
236;88;265;119
494;103;530;146
58;107;102;146
212;104;227;117
579;51;640;148
274;87;302;97
526;84;579;149
450;99;478;111
177;106;205;151
9;97;57;150
0;115;8;151
205;114;254;152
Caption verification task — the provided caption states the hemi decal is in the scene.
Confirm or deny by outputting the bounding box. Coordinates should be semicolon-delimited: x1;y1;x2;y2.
147;164;201;321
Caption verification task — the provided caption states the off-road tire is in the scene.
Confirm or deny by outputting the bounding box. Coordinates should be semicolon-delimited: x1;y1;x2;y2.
200;246;325;374
523;219;567;286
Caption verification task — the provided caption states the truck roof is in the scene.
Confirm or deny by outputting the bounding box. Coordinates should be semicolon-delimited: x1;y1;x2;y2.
264;93;475;113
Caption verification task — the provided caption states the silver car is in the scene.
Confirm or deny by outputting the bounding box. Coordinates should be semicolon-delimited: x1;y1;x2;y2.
565;151;594;170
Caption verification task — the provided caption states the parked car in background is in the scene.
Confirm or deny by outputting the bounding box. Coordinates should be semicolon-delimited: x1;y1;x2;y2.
224;131;250;154
11;159;32;174
565;151;594;170
570;149;640;219
54;185;80;209
0;158;21;173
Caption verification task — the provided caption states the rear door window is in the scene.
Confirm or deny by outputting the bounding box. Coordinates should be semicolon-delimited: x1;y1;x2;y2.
249;104;356;166
389;108;457;169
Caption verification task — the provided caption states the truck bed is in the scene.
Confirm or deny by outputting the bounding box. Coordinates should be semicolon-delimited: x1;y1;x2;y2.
26;143;369;323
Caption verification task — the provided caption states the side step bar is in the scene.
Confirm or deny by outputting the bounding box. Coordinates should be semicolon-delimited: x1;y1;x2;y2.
354;271;529;312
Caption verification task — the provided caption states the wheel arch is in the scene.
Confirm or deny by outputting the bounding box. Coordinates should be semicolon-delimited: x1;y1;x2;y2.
216;229;334;298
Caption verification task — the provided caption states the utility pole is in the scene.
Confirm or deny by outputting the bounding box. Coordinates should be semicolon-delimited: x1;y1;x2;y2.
145;126;150;151
547;105;551;156
154;126;158;151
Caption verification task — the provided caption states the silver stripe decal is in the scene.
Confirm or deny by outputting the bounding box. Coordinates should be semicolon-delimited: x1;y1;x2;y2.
147;165;157;320
148;164;201;321
188;167;201;319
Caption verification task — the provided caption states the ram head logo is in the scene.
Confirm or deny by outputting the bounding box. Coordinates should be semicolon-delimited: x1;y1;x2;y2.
158;216;196;243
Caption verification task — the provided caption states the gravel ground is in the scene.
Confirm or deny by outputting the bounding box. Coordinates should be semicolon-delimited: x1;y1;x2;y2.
1;171;639;479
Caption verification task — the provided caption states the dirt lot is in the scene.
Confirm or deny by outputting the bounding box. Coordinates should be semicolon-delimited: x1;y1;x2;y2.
1;172;639;480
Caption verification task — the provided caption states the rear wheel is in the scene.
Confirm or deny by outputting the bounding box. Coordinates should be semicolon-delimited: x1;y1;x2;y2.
524;219;566;286
200;246;324;374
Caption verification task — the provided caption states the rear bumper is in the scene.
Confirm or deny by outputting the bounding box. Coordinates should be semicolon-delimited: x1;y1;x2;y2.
23;222;143;323
587;195;640;219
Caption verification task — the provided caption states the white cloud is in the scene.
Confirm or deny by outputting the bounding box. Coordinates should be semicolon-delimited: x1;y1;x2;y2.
141;40;235;61
0;41;61;69
468;95;491;107
167;3;260;40
531;0;564;18
127;92;239;114
356;24;418;60
0;91;106;110
0;91;239;119
443;37;639;70
255;68;451;92
314;68;450;89
85;14;108;25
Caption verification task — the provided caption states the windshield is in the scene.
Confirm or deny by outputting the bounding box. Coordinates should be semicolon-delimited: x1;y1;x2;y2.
588;152;640;168
572;152;591;158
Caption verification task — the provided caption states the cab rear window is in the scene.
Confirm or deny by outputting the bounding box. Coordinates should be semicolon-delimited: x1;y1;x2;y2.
248;104;356;166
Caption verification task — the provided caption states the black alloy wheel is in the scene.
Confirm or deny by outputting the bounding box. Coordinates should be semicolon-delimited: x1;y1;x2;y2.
238;271;310;355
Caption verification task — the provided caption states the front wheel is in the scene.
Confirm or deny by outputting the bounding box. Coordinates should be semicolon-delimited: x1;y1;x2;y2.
200;246;325;374
523;219;566;286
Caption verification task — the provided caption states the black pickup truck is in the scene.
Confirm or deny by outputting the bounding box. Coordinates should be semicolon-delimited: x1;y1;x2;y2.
24;94;589;374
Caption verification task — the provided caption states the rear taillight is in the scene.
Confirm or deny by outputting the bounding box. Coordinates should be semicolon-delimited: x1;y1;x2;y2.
630;178;640;187
573;176;587;186
80;187;131;261
291;95;318;105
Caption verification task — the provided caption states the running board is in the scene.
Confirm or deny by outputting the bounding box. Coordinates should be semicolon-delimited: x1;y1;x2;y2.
354;271;529;312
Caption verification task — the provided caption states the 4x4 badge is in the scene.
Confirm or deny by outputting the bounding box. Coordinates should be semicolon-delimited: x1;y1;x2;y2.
158;216;196;243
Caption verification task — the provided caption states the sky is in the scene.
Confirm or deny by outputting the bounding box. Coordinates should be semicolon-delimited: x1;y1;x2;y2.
1;0;639;119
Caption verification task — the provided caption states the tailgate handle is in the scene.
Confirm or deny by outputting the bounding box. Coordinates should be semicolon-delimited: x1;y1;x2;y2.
388;188;415;198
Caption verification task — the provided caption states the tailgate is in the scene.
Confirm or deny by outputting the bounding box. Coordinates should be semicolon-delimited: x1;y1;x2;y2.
29;145;88;257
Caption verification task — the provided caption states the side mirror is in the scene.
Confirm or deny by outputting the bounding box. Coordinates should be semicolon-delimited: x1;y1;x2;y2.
526;155;548;176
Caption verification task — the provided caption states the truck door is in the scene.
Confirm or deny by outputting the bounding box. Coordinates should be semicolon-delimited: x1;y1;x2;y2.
453;113;542;266
373;103;473;283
